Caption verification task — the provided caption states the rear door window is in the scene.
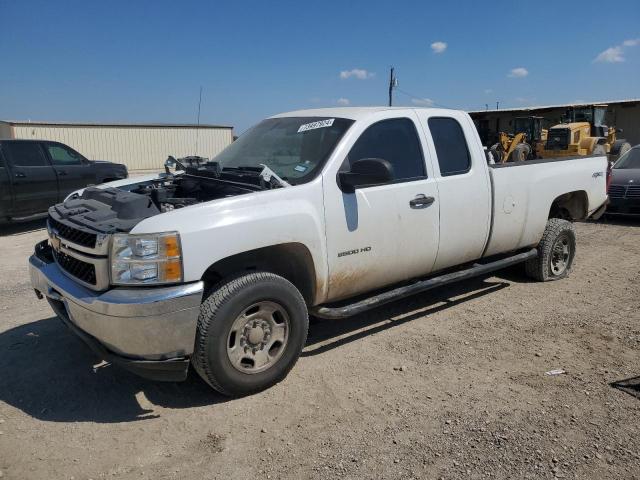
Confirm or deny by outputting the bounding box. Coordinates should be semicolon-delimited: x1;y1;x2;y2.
347;118;426;181
4;142;49;167
428;117;471;176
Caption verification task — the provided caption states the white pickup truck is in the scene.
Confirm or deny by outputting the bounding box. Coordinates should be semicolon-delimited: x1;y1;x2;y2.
29;107;608;396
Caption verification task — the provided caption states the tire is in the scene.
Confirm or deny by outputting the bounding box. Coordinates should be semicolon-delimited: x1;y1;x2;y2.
616;142;631;158
192;272;309;396
525;218;576;282
511;143;531;162
489;143;503;163
592;144;607;155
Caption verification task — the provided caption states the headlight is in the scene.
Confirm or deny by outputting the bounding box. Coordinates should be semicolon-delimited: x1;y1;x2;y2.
110;232;183;285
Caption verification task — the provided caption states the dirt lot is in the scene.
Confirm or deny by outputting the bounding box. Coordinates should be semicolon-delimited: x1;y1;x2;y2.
0;219;638;480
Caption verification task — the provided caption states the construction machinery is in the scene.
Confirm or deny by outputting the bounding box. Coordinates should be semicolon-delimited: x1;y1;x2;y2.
539;105;631;160
489;116;546;163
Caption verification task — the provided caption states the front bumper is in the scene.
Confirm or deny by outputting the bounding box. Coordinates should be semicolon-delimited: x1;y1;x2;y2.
607;196;640;216
29;244;204;381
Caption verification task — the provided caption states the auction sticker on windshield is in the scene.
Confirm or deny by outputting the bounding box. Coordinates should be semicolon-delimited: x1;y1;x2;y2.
297;118;335;133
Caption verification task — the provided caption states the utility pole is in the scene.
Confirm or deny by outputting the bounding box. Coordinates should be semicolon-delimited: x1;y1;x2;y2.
194;86;203;155
388;67;397;106
496;101;499;110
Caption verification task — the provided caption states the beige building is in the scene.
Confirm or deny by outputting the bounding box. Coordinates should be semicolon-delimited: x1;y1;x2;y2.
469;99;640;148
0;120;234;172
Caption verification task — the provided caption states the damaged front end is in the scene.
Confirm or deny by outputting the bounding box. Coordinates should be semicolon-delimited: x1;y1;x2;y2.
46;161;283;290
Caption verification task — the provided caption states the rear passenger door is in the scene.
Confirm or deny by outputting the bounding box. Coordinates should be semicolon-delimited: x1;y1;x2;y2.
2;142;59;216
415;112;492;271
323;113;440;301
43;142;95;201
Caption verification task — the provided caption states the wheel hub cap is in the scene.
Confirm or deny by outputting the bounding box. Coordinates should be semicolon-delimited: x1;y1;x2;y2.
227;301;290;374
246;323;266;345
550;234;571;275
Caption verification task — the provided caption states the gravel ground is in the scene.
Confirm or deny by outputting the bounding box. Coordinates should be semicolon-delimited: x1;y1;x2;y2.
0;218;638;480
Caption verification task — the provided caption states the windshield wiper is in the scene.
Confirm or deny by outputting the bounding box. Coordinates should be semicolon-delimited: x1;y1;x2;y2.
223;165;290;188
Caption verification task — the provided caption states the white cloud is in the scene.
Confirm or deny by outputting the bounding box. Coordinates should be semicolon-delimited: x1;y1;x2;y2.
594;38;640;63
336;98;350;106
339;69;374;80
411;98;434;107
508;67;529;78
430;41;447;54
594;46;625;63
484;88;493;94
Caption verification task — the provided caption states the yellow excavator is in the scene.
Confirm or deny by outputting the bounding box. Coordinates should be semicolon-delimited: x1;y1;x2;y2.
489;116;546;163
539;105;631;160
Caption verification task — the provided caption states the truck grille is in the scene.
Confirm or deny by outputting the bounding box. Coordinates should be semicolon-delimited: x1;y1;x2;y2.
48;216;97;249
53;249;97;286
546;128;570;150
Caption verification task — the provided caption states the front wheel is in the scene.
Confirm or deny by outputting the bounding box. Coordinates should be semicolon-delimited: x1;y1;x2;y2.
192;272;309;396
525;218;576;281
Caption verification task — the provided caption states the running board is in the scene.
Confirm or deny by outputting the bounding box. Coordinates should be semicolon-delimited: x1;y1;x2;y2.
312;248;538;319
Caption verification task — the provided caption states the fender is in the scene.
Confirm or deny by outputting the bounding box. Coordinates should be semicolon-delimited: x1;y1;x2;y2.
132;178;329;301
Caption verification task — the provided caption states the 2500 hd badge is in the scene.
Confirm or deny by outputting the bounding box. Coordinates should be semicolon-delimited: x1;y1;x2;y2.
338;246;372;258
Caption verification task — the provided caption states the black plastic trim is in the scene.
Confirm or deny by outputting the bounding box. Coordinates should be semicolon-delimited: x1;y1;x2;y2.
312;248;537;319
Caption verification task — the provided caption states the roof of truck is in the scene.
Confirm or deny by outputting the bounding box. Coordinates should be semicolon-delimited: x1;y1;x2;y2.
271;106;460;120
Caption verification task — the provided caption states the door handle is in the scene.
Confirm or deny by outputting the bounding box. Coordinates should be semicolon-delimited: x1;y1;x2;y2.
409;194;435;209
57;170;67;176
14;172;26;178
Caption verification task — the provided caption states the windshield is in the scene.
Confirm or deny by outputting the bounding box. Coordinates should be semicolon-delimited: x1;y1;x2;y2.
212;117;354;184
614;147;640;169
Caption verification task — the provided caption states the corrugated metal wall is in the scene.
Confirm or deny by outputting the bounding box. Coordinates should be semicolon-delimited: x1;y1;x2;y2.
0;122;13;140
613;104;640;147
8;124;234;172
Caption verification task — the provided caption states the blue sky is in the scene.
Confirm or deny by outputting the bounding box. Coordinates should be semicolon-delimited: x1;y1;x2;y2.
1;0;638;132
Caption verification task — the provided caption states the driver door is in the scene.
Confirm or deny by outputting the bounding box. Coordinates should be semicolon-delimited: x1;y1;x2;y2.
43;142;95;201
322;113;440;302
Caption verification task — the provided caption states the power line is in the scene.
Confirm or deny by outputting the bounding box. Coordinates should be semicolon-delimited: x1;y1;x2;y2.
394;87;454;109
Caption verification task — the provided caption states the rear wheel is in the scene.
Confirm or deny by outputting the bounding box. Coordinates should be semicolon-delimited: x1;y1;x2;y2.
192;272;309;396
525;218;576;281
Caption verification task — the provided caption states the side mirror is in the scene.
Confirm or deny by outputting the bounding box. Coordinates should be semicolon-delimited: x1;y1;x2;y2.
338;158;394;193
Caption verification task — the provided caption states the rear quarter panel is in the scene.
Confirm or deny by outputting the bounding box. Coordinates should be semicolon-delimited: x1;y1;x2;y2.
484;156;607;256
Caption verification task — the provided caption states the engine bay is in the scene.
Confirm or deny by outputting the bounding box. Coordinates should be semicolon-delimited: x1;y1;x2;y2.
51;162;282;235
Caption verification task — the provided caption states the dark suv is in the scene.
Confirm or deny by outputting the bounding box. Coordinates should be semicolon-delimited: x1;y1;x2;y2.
0;140;128;222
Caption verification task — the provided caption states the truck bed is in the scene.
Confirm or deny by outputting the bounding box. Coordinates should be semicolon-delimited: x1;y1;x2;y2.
483;155;608;257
